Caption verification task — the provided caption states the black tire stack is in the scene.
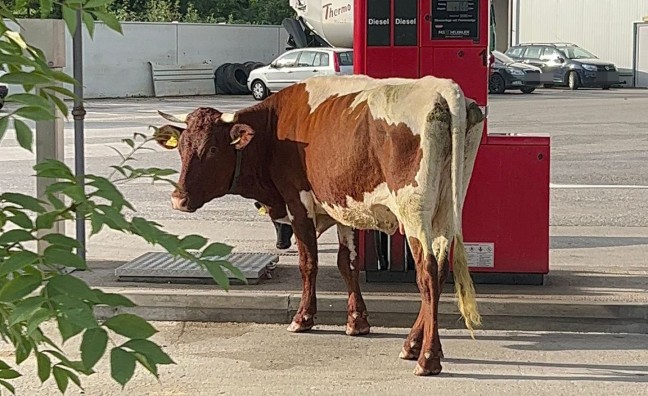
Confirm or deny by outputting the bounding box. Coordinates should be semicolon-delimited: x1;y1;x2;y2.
214;61;266;95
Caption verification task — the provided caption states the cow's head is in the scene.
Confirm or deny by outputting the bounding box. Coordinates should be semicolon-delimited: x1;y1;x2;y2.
153;107;255;212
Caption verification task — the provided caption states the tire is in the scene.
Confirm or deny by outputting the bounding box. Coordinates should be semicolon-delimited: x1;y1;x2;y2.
568;71;580;90
251;79;269;101
520;87;536;94
0;100;4;111
225;63;250;95
489;73;506;94
214;63;231;94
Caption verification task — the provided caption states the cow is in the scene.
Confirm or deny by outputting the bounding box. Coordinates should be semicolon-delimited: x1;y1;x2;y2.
153;74;485;376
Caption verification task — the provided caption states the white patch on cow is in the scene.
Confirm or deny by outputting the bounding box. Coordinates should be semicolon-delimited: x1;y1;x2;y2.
286;205;295;222
303;74;415;114
273;216;291;225
349;75;463;136
299;190;316;219
337;225;357;269
220;112;236;123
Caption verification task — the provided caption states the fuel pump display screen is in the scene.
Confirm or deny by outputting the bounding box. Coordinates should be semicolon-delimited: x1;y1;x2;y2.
431;0;479;40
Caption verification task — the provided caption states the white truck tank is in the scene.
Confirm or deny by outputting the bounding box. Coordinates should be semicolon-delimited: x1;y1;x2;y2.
290;0;354;48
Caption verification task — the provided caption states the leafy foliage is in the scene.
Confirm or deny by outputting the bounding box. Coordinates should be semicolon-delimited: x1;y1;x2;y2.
1;0;246;393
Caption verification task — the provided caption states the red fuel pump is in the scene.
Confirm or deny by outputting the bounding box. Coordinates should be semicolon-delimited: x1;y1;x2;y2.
354;0;551;285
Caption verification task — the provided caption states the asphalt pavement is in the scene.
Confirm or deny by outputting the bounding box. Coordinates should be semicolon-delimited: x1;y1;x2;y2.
5;322;648;395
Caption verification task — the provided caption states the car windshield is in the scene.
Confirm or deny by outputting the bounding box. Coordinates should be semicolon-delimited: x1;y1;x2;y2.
559;46;597;59
493;51;515;64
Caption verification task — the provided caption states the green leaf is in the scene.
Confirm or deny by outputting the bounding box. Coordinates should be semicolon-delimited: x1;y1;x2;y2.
14;106;56;122
5;209;33;228
104;313;157;339
0;116;8;142
0;229;34;245
40;0;53;17
5;93;51;109
8;296;46;326
34;159;77;181
47;93;69;117
44;85;77;100
57;316;84;342
180;235;207;250
47;275;99;302
0;251;39;276
81;328;108;370
52;366;69;393
122;339;174;365
92;11;123;34
41;234;82;250
0;71;50;85
0;361;9;370
50;70;79;87
26;309;52;336
0;369;21;380
35;212;59;230
201;242;234;259
84;0;111;8
14;118;34;152
15;340;32;365
43;246;86;269
110;348;135;387
203;260;230;291
0;192;46;213
62;5;78;35
37;352;51;383
82;10;95;38
0;379;16;395
93;290;136;307
133;352;158;378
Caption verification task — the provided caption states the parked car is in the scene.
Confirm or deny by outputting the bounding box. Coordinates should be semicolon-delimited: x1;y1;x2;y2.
489;50;542;94
247;47;354;100
0;70;8;111
505;42;619;90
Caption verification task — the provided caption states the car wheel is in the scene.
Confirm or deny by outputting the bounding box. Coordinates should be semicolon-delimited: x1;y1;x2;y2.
489;73;506;94
251;80;269;101
568;71;580;90
520;87;536;94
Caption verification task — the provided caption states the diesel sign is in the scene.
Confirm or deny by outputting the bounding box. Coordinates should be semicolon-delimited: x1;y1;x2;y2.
367;0;390;46
394;0;418;46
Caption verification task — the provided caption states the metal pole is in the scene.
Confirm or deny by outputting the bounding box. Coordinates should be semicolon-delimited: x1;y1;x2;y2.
73;10;86;261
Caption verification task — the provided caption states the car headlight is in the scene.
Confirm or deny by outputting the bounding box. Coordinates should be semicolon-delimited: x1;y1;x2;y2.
582;64;597;71
507;67;525;76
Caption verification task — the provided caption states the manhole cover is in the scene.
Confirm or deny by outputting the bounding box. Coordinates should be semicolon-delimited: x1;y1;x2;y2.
115;252;278;285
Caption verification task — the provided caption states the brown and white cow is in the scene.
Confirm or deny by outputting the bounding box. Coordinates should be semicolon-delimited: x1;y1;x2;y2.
154;74;484;376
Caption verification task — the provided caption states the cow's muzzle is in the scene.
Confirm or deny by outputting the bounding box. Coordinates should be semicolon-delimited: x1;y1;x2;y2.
171;195;196;213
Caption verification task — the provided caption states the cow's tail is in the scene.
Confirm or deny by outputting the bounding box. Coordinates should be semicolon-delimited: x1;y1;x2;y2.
442;82;481;339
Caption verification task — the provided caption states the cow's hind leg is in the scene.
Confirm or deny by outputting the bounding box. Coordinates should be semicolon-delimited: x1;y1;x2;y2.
336;224;370;336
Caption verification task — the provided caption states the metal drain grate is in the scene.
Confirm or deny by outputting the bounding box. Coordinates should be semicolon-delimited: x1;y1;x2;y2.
115;252;279;285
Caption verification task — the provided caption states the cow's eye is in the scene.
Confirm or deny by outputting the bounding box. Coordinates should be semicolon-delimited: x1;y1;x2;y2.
208;146;218;155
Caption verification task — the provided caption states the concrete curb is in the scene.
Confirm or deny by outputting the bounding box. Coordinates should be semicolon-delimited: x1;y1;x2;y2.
93;287;648;334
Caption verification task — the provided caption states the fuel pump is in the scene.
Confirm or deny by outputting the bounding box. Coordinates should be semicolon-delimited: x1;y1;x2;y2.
354;0;551;285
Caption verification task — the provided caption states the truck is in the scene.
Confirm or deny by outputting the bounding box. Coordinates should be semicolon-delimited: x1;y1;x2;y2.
282;0;496;51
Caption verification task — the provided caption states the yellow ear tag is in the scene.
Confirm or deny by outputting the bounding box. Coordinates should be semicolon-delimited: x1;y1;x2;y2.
258;207;267;216
166;135;178;148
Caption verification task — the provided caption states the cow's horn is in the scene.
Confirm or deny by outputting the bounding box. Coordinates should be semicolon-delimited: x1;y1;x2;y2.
220;112;237;123
157;110;188;123
230;137;241;145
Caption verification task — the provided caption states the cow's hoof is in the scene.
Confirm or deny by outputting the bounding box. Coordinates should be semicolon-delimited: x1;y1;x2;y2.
399;347;418;360
399;339;421;360
345;314;370;336
287;315;314;333
414;363;442;376
414;354;442;376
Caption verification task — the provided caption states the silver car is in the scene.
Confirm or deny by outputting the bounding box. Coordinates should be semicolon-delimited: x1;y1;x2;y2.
247;47;354;100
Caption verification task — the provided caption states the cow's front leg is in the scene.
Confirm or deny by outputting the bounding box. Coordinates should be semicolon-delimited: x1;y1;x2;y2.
336;225;370;336
286;205;319;333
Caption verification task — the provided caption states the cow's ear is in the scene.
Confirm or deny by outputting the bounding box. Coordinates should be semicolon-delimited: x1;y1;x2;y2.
154;125;184;149
229;124;255;150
